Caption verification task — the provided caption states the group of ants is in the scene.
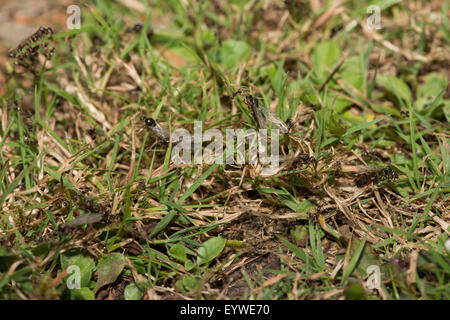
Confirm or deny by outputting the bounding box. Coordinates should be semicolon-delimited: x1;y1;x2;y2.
8;26;400;193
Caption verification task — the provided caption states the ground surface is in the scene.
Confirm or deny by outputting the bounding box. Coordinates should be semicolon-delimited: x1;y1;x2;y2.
0;0;449;300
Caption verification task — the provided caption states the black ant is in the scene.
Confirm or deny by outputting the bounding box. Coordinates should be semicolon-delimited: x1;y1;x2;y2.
142;116;170;144
354;165;398;187
294;153;316;166
127;23;143;33
8;26;55;70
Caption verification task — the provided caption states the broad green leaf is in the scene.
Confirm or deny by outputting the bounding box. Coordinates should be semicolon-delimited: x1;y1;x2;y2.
377;75;412;105
417;73;448;100
342;110;375;125
185;260;196;272
196;237;226;265
259;64;277;82
415;73;448;111
313;41;340;79
333;95;355;114
60;253;95;288
340;56;364;91
370;103;401;117
124;282;144;300
168;243;188;264
182;275;202;291
344;281;366;300
95;253;126;292
73;287;95;300
166;45;200;64
209;40;250;69
280;199;299;211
